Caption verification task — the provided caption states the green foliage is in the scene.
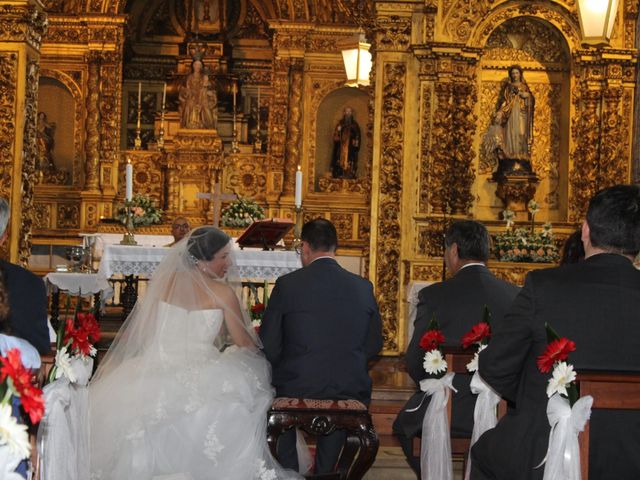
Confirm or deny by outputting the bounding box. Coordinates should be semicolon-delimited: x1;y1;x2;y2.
221;197;265;228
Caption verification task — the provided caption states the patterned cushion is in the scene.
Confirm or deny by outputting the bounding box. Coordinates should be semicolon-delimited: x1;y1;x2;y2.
271;397;367;411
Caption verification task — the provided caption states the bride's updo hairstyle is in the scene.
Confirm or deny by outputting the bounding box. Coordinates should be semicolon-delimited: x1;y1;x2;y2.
187;226;231;263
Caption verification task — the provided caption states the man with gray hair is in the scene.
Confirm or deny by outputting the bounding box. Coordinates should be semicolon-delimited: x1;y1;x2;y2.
0;198;50;353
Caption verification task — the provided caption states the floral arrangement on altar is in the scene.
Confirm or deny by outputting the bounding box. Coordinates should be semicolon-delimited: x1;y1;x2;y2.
221;197;265;228
117;193;163;227
493;200;559;263
0;348;45;476
248;281;269;333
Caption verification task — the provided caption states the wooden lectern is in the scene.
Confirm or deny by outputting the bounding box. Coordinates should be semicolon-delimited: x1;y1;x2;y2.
236;218;294;250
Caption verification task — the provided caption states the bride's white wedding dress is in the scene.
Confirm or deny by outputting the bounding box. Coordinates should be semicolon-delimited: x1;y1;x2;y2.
90;302;300;480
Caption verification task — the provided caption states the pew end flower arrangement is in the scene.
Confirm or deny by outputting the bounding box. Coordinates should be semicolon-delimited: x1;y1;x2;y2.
535;323;592;480
460;306;500;480
221;197;265;228
248;280;269;333
117;193;163;227
49;295;101;385
493;201;559;263
0;349;45;475
409;316;456;480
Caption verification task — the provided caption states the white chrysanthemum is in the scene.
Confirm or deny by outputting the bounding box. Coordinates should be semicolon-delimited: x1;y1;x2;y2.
251;319;261;329
55;347;77;383
465;344;487;372
546;361;576;398
88;345;97;357
0;403;31;461
423;350;447;375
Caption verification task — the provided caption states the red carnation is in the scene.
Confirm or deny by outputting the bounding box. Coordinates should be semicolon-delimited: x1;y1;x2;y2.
19;383;45;424
461;322;492;349
537;337;576;373
0;349;32;389
419;329;445;351
78;312;101;343
251;303;265;315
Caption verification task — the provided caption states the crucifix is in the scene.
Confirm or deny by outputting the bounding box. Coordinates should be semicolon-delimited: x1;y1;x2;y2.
196;172;236;227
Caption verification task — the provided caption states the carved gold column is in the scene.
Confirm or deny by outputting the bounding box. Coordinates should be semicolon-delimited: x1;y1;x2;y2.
283;58;303;196
429;81;452;213
0;0;46;264
266;56;290;202
85;53;101;192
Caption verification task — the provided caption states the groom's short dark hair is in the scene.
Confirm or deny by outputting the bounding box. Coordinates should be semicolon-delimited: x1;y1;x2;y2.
587;184;640;256
301;219;338;253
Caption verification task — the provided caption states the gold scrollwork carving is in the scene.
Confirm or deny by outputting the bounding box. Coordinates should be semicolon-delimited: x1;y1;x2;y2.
0;4;47;50
375;62;406;353
226;156;267;200
19;60;40;265
267;58;290;168
85;59;100;190
57;204;80;228
33;203;50;230
412;264;444;282
419;83;432;213
0;53;17;168
317;176;369;194
377;17;411;51
417;220;446;257
329;213;353;242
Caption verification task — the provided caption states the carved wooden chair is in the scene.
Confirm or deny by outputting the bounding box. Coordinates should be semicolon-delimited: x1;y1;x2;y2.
577;371;640;480
267;397;379;480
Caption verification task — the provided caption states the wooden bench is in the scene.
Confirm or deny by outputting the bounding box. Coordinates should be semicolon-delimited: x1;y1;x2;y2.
267;397;379;480
578;371;640;480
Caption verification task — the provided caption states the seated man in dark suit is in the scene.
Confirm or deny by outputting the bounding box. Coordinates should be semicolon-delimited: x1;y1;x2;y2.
0;198;50;354
472;184;640;480
260;218;383;474
394;220;519;478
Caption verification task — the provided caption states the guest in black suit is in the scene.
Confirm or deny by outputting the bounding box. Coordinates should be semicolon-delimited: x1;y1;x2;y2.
471;184;640;480
260;218;383;474
394;220;519;477
0;198;50;354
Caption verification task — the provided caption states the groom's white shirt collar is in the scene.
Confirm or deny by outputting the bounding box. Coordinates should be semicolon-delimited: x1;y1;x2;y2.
309;255;335;264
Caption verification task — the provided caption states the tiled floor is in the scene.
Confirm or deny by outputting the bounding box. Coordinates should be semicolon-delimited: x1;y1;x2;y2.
363;446;465;480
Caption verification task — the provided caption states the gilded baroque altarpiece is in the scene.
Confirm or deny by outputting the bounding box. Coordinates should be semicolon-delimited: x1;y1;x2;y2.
0;0;638;354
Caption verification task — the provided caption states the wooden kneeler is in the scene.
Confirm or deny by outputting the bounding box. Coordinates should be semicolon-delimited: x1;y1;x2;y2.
267;398;379;480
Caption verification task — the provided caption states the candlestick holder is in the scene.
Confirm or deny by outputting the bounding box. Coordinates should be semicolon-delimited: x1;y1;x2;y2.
157;108;165;150
120;208;138;245
292;205;303;251
231;135;240;154
134;109;142;150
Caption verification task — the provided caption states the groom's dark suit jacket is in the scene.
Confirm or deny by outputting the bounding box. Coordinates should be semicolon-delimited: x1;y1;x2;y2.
259;257;382;404
395;265;519;439
0;260;50;354
472;254;640;480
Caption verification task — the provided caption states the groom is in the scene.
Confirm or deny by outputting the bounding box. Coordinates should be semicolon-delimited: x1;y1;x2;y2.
260;218;383;474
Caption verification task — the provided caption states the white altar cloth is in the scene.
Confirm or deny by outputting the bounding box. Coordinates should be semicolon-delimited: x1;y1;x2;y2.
97;244;301;280
44;272;114;300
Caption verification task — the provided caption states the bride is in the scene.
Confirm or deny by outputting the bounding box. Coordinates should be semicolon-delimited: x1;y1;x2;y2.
89;227;301;479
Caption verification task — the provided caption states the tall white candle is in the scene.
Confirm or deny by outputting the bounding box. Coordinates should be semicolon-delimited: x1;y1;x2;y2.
137;82;142;107
125;159;133;202
161;82;167;111
295;165;302;208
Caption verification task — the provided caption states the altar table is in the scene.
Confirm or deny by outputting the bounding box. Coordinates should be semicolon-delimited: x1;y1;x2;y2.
97;243;301;319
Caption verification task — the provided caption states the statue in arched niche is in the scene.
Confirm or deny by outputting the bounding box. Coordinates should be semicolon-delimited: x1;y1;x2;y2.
484;65;535;175
331;106;361;179
178;56;218;130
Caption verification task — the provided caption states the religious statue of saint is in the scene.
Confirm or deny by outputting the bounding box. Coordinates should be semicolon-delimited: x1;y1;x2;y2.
485;65;535;175
331;106;361;179
178;58;217;130
37;111;56;171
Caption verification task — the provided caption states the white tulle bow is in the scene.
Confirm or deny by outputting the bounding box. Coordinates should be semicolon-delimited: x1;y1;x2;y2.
413;372;457;480
464;372;501;480
539;393;593;480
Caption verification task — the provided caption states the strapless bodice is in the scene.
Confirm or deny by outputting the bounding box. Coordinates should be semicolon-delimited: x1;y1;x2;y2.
157;301;224;356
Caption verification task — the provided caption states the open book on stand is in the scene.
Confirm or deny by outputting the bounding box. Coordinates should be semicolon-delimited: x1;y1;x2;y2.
236;218;295;250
